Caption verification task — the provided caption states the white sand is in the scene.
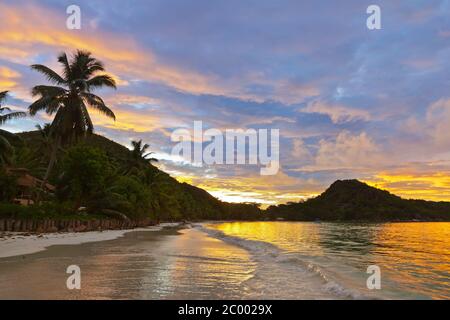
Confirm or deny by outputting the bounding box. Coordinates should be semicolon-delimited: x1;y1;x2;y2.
0;222;182;259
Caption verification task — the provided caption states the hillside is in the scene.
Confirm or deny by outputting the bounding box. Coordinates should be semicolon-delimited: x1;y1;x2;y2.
13;131;262;221
267;179;450;221
7;132;450;222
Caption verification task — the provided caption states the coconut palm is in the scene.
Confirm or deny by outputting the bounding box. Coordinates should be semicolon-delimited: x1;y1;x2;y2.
29;50;117;183
131;139;158;164
35;123;56;165
0;91;27;125
0;91;26;166
125;140;158;175
0;128;17;166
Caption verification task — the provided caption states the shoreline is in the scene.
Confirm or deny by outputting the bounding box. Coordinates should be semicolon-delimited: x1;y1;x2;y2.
1;218;447;259
0;222;184;259
1;217;446;235
0;217;157;233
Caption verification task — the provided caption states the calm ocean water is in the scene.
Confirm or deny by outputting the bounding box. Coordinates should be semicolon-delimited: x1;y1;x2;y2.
203;221;450;299
0;222;448;299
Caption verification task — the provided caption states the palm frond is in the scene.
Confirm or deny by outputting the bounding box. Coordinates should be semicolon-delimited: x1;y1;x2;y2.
82;93;116;120
29;96;64;116
30;65;66;85
141;143;150;154
86;75;117;90
31;85;67;97
0;111;27;125
57;52;72;81
143;152;159;162
0;91;8;104
0;107;11;113
71;50;105;79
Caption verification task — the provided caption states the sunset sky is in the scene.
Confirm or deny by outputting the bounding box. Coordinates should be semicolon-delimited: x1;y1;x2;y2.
1;0;449;205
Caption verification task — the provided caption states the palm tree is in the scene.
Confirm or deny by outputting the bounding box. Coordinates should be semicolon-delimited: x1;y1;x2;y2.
35;123;56;168
0;91;27;125
126;140;158;175
29;50;117;184
131;139;158;163
0;91;26;166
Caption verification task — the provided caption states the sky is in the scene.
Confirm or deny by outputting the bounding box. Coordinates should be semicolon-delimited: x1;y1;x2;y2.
0;0;449;206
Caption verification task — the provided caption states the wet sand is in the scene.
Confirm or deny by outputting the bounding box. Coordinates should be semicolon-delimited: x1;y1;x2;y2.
0;227;254;300
2;222;447;300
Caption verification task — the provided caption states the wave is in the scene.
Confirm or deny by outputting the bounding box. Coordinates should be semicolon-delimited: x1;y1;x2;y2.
197;224;368;300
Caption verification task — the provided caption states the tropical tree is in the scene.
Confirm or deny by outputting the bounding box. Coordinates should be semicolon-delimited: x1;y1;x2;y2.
0;91;26;166
29;50;117;183
35;123;54;162
57;145;112;210
0;91;27;125
125;139;158;174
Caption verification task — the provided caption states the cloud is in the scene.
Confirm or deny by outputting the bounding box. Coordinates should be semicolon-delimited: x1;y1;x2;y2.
0;2;230;98
425;98;450;148
302;100;371;124
312;131;383;171
179;169;320;206
2;0;450;204
0;66;21;90
364;171;450;201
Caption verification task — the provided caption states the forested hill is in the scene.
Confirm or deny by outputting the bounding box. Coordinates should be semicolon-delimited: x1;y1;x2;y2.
15;131;262;221
9;132;450;222
266;179;450;221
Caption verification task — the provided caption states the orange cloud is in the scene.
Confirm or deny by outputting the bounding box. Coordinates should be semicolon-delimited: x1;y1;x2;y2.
0;2;319;104
0;66;21;90
173;170;320;206
364;172;450;201
89;107;162;133
0;2;227;97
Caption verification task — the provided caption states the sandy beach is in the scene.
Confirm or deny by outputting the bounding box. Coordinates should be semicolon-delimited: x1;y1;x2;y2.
0;222;448;300
0;223;184;259
0;224;256;299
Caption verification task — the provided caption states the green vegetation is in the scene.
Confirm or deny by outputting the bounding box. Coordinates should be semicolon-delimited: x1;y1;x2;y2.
0;202;104;220
1;51;448;224
0;91;26;166
29;50;117;185
267;180;450;221
2;129;450;222
0;169;18;202
1;129;262;221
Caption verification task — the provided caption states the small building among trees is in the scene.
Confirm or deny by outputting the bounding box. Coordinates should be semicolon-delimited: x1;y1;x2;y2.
6;168;55;206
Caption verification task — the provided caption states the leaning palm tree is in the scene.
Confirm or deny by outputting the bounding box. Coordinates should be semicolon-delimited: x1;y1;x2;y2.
0;91;26;167
29;50;117;183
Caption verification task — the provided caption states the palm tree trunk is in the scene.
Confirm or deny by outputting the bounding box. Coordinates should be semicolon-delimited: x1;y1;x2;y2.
37;136;60;204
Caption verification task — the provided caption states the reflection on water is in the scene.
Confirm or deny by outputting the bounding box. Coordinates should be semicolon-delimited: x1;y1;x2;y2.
0;222;448;299
0;228;255;299
211;222;450;299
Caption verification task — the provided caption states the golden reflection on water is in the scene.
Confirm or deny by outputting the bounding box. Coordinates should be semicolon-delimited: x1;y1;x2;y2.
210;221;450;299
373;222;450;299
0;222;448;299
213;222;323;253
